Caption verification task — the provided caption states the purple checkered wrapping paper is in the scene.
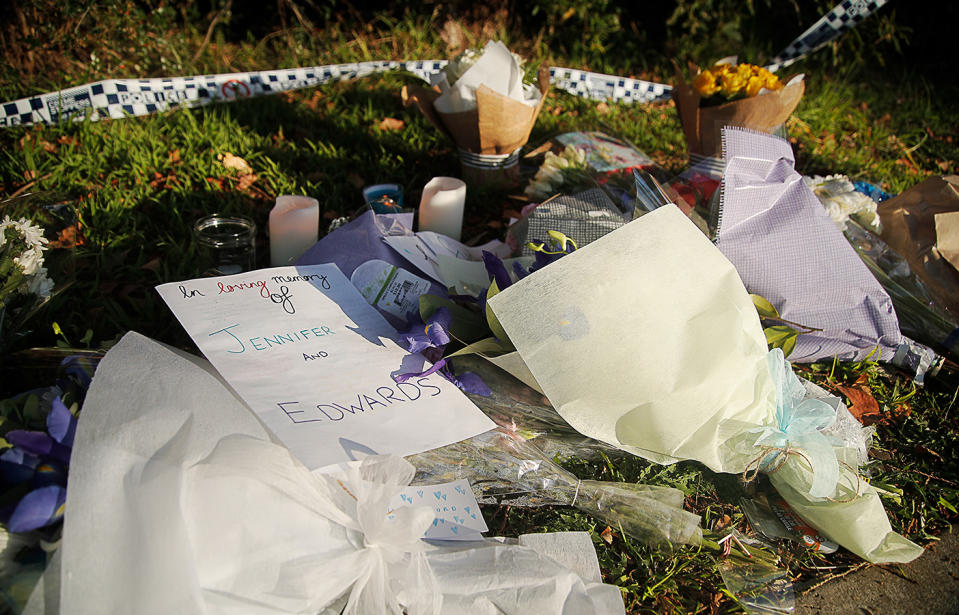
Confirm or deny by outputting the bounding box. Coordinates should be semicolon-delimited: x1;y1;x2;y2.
715;127;902;363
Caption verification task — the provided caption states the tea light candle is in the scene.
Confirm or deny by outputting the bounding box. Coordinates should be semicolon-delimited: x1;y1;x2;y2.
269;195;319;267
418;177;467;241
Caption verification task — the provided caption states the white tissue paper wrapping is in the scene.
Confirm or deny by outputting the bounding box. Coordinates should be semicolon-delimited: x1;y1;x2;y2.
49;331;625;614
432;40;541;114
488;206;923;564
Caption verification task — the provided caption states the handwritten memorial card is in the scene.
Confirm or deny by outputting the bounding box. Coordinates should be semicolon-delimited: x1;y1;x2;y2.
156;265;495;470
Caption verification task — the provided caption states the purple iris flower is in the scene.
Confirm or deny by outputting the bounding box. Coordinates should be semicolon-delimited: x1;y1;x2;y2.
482;251;513;290
398;307;453;354
1;395;77;532
393;359;491;397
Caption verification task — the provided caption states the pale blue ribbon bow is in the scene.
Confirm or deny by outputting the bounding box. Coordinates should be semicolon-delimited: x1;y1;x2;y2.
752;348;842;499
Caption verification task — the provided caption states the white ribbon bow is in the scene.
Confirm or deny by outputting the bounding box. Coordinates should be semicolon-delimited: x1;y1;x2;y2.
189;436;442;615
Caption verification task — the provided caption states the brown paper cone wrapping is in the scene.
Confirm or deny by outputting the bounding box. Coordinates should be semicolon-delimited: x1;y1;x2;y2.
402;66;550;156
673;66;804;158
878;175;959;318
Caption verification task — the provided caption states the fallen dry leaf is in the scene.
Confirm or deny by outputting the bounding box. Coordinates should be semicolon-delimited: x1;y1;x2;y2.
217;152;253;175
440;19;465;52
835;381;881;425
48;224;83;249
235;173;258;192
168;149;181;164
596;101;610;114
378;117;405;131
713;514;732;531
600;526;614;544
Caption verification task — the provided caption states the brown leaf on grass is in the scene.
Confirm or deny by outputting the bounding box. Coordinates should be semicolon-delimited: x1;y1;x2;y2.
57;135;79;147
378;117;405;131
713;514;732;531
304;90;324;112
600;526;614;544
206;177;227;190
217;152;253;175
235;173;258;193
24;169;37;180
18;134;56;153
835;381;881;425
440;19;466;52
915;444;943;461
168;149;181;164
48;224;83;249
595;101;610;114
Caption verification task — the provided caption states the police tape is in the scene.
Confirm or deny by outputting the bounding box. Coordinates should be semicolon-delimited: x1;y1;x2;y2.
0;0;888;129
766;0;890;72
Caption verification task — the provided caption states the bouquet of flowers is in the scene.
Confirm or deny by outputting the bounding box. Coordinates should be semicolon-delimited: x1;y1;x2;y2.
673;60;804;158
0;216;55;350
402;41;549;185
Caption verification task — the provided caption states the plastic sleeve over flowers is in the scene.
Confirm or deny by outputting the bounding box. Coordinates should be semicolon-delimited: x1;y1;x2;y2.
407;428;702;547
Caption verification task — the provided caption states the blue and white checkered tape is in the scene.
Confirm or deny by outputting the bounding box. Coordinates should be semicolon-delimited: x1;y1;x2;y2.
0;0;888;128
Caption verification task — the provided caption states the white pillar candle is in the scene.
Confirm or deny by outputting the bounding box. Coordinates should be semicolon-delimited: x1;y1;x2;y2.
418;177;466;241
269;195;319;267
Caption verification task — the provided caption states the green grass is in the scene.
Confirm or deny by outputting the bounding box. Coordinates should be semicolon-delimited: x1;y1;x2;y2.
1;2;958;613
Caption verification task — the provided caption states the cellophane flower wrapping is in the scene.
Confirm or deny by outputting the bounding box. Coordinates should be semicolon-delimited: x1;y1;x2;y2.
487;204;922;564
408;428;702;547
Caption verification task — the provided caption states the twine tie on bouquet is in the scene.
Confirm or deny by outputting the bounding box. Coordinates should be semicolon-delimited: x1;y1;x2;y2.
748;349;842;499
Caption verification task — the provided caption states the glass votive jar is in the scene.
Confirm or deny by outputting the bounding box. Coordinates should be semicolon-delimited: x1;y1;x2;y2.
193;214;257;275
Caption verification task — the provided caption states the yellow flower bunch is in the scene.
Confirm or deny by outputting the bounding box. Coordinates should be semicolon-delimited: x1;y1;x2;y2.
692;63;783;101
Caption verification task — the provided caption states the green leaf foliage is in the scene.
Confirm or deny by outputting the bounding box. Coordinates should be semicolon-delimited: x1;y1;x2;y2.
418;294;489;343
485;280;512;347
764;325;798;358
751;294;780;320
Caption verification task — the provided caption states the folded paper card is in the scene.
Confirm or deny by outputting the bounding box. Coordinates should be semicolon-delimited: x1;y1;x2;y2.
715;127;903;363
488;205;922;563
156;264;494;470
54;332;624;614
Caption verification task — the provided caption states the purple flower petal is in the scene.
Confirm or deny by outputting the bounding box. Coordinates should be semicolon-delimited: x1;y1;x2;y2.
47;396;77;448
482;251;512;290
512;261;530;280
393;358;447;384
6;430;72;466
425;308;453;348
450;371;491;396
399;309;453;354
7;485;66;532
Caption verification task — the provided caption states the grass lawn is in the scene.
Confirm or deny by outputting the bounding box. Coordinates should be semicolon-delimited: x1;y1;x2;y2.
1;2;958;613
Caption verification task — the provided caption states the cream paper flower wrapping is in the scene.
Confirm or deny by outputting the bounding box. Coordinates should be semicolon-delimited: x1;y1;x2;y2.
488;206;922;564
